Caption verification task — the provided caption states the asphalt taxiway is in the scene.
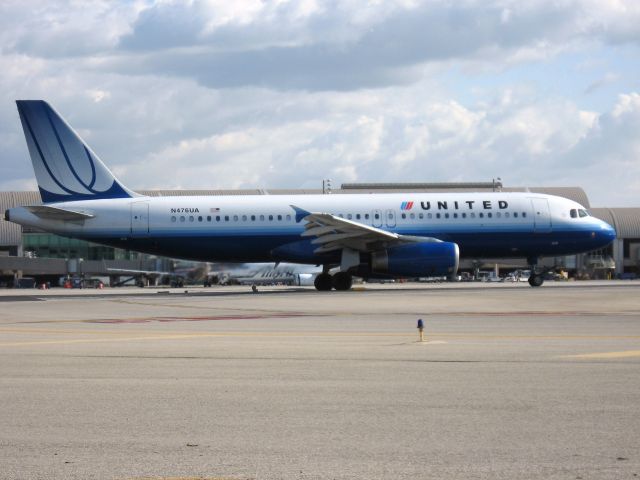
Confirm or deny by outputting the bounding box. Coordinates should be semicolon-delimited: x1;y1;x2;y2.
0;281;639;479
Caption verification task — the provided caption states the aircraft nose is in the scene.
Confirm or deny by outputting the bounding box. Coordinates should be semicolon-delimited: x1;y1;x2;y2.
606;224;616;241
598;222;616;245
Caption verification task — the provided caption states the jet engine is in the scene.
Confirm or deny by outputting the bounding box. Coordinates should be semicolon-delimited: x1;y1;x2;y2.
371;241;459;278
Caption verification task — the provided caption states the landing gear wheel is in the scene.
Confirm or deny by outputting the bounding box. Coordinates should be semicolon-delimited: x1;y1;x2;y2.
314;273;333;291
528;274;544;287
332;272;353;291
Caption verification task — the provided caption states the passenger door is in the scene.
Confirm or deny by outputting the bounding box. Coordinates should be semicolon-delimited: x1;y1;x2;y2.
530;197;552;233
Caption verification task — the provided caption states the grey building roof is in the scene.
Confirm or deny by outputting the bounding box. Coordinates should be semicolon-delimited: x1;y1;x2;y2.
516;187;591;209
0;191;41;246
342;182;502;190
141;189;264;196
341;184;591;207
0;186;591;203
0;215;21;247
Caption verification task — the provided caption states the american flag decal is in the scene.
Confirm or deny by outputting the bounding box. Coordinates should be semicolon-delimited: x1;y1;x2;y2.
210;207;220;212
400;201;414;210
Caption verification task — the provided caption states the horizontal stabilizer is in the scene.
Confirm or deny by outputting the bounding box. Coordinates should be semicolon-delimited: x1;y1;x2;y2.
25;205;94;221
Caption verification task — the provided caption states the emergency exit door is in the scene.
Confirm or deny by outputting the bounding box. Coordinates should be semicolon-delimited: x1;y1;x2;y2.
372;209;383;227
385;209;397;228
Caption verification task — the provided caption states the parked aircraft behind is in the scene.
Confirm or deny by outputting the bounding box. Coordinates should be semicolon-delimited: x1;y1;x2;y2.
207;262;320;286
5;101;616;290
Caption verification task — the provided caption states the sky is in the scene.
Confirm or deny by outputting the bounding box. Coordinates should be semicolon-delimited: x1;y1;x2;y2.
0;0;639;207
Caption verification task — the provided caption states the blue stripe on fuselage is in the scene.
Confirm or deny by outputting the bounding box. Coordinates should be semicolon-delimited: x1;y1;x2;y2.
82;226;611;264
78;221;603;239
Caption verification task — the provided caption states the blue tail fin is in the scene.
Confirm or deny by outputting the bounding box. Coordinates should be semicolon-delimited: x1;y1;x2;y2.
16;100;137;203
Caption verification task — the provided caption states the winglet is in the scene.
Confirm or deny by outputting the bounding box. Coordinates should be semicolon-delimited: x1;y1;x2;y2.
290;205;311;223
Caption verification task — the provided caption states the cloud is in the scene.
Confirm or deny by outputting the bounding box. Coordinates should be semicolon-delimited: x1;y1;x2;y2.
88;1;640;92
584;72;620;94
0;0;640;209
559;92;640;206
112;1;580;91
0;0;141;58
107;84;600;192
3;1;639;91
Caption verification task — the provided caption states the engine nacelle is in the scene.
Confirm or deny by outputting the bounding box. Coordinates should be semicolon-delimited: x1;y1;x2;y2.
371;241;459;278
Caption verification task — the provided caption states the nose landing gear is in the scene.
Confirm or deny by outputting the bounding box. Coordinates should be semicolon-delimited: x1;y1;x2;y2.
528;274;544;287
527;256;545;287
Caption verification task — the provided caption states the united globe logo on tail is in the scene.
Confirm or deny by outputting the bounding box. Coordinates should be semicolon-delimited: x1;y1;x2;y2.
16;100;136;203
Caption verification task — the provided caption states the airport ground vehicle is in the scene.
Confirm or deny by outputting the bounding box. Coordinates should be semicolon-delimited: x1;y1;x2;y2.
15;277;36;288
60;277;104;288
83;278;105;288
505;270;530;282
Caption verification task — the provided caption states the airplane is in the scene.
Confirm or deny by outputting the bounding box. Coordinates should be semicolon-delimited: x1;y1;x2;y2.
4;100;616;290
171;260;318;286
225;263;319;286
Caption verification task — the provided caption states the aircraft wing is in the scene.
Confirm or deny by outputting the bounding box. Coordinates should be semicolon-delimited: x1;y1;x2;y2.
293;206;442;254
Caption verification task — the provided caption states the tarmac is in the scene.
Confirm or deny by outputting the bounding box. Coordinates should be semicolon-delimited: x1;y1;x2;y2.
0;281;639;479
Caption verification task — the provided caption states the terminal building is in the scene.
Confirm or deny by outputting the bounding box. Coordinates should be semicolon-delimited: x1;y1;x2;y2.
1;184;639;286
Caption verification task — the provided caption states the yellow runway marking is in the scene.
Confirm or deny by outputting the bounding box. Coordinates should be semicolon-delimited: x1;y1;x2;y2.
2;328;640;338
2;327;640;340
0;327;166;335
109;298;305;315
562;350;640;359
0;331;418;347
129;477;242;480
0;333;231;347
3;326;640;348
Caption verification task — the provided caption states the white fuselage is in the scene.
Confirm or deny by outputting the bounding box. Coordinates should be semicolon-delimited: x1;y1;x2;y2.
7;191;616;265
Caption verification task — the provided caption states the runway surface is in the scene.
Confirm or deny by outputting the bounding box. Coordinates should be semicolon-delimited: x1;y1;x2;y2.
1;282;639;479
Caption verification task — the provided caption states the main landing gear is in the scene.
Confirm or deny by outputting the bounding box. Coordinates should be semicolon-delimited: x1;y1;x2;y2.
314;271;353;291
314;273;332;291
528;273;544;287
527;257;545;287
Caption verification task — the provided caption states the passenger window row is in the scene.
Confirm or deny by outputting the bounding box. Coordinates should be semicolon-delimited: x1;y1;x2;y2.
169;210;530;224
334;213;371;220
337;212;528;221
400;211;528;220
170;214;293;223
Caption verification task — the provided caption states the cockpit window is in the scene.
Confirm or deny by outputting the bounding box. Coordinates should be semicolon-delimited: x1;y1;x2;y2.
570;209;589;218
